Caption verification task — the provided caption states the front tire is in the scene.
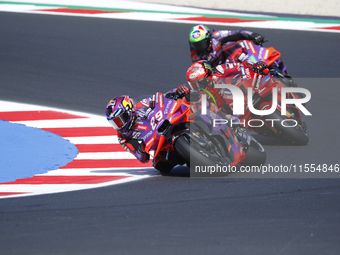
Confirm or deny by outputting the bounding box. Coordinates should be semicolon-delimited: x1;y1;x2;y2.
241;137;266;166
174;134;232;170
267;110;309;145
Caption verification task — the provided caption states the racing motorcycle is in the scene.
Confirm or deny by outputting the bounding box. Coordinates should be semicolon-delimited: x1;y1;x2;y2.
222;40;296;87
134;92;266;174
190;66;309;145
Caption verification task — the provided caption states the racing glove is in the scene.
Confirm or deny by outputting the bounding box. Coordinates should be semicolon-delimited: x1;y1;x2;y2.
176;84;190;98
135;142;150;163
251;33;266;46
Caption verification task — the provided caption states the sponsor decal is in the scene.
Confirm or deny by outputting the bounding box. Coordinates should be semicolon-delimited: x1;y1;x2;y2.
222;90;233;95
247;41;257;55
245;68;251;79
240;66;247;80
258;48;264;60
136;124;148;131
216;65;225;74
140;98;150;108
155;93;159;105
264;49;269;60
243;40;250;51
143;130;153;139
158;94;164;109
145;108;152;118
189;73;198;79
170;101;178;115
152;94;157;106
164;100;173;115
222;89;234;100
238;53;248;62
255;75;263;90
145;136;155;148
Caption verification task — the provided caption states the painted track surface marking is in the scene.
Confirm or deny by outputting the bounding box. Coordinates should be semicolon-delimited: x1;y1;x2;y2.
0;0;340;32
0;100;156;199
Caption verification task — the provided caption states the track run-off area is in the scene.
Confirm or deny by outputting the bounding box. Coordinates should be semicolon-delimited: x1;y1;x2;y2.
1;0;340;32
0;100;154;198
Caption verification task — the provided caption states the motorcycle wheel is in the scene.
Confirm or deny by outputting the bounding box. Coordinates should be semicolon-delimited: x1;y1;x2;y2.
267;110;309;145
174;133;232;170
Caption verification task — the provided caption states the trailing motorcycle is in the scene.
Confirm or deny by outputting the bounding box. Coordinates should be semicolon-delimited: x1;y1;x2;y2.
222;39;296;87
187;64;309;145
134;92;266;174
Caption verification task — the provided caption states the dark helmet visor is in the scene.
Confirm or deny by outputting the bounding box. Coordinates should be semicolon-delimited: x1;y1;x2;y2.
192;39;209;52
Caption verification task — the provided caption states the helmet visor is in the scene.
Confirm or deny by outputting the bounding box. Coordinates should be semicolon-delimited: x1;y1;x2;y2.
108;110;130;131
192;39;209;52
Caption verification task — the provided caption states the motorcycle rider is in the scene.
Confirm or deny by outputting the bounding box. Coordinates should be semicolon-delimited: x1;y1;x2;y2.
189;24;266;67
186;59;270;115
105;85;192;172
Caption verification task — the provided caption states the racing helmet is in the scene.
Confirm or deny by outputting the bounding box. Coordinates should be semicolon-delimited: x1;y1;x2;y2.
189;25;212;52
105;95;136;133
186;60;213;91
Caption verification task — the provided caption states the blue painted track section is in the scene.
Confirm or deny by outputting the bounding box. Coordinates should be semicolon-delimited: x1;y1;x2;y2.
0;120;78;183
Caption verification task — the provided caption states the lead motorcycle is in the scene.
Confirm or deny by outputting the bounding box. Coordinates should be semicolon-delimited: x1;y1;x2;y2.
134;92;266;174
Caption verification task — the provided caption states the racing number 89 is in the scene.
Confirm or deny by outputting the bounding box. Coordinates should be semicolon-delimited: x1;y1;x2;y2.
151;110;163;130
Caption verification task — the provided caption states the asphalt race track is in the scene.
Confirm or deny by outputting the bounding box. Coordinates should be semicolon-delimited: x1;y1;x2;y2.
1;11;340;255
